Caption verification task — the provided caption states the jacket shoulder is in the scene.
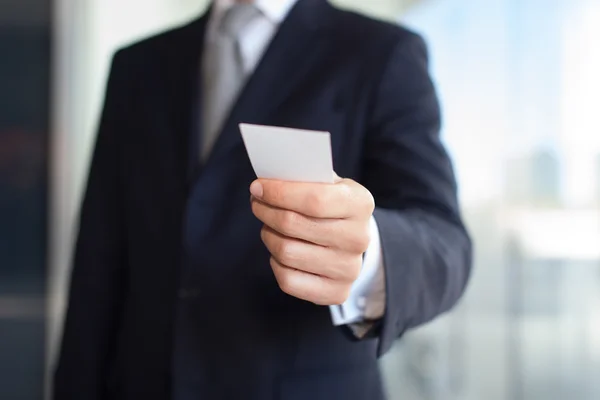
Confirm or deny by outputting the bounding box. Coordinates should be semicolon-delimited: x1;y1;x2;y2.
328;6;424;54
110;17;201;68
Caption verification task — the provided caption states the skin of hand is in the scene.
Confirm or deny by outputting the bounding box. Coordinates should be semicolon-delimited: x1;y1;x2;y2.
250;174;375;305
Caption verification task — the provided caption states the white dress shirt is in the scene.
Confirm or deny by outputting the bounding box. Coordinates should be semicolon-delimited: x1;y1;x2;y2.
204;0;386;328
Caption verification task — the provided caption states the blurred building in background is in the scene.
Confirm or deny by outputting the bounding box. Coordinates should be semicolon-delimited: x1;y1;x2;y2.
1;0;599;399
383;1;600;399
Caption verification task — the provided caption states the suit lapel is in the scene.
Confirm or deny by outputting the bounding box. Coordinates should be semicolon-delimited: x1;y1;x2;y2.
161;12;210;191
203;0;334;166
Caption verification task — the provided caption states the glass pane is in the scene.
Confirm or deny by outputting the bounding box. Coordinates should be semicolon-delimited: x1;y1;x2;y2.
378;0;600;399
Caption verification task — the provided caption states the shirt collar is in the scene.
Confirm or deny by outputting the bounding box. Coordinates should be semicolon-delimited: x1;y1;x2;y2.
212;0;298;25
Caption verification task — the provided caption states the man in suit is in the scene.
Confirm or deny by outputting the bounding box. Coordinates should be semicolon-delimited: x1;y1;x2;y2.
53;0;472;399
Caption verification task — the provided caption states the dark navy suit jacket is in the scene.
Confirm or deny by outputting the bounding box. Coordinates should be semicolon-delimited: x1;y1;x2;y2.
53;1;472;399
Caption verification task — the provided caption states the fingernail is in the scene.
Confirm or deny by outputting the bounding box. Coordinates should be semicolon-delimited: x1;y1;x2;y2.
250;181;263;198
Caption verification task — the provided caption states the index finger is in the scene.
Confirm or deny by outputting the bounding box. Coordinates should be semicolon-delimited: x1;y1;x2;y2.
250;178;357;219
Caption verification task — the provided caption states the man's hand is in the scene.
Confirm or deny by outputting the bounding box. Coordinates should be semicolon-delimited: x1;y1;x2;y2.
250;175;375;306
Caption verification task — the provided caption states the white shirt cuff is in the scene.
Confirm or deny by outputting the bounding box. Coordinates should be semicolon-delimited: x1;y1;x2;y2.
329;215;386;326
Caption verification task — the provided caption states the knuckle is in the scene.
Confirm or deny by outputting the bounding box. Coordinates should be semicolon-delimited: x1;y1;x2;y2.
306;191;326;216
271;184;287;204
363;191;375;214
349;228;371;253
358;232;372;252
327;258;351;281
277;271;296;296
339;257;362;282
350;258;363;280
276;240;296;266
278;210;299;234
338;183;354;202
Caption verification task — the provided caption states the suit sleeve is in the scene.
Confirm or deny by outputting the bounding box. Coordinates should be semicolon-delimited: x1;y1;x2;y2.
53;50;129;399
362;32;473;357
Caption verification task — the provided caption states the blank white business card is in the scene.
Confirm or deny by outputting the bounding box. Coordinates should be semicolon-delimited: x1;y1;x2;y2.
239;123;334;184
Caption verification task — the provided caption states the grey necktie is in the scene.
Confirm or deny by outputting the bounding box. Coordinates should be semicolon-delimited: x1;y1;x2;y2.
201;4;261;161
